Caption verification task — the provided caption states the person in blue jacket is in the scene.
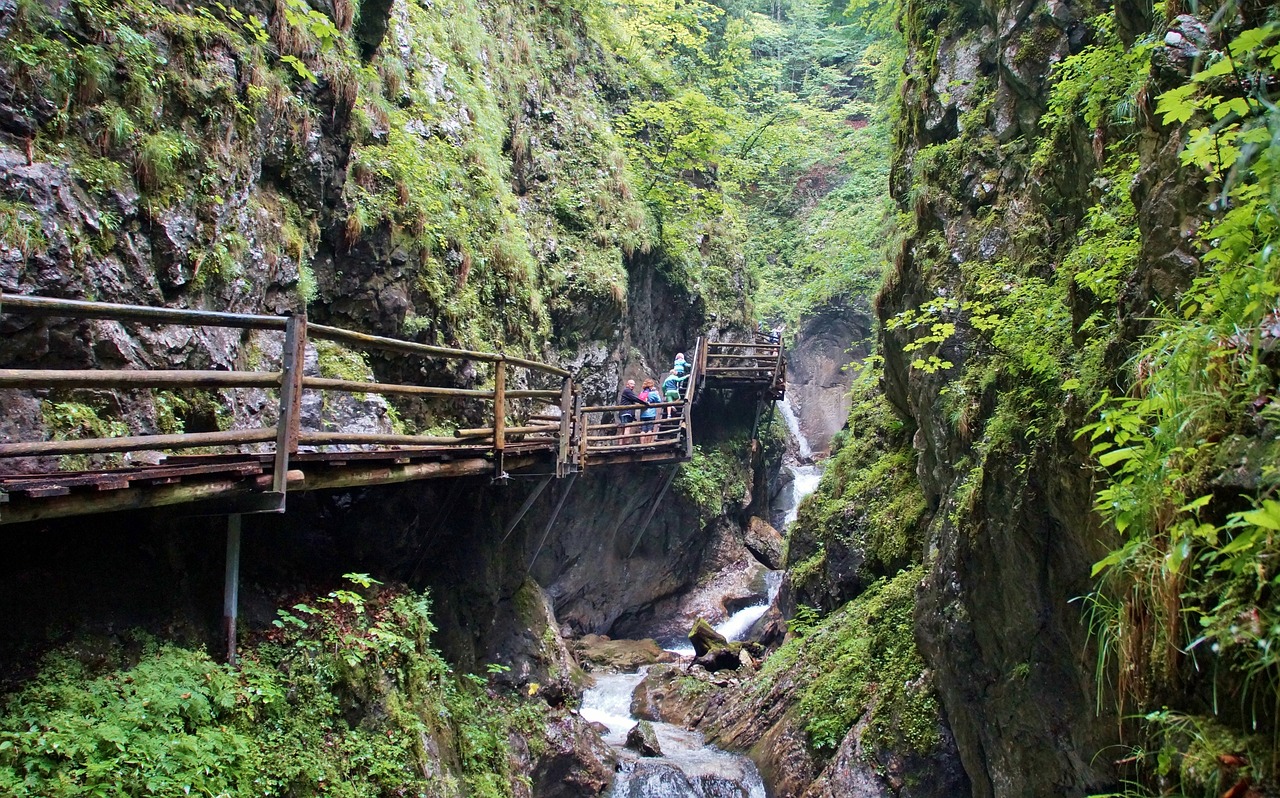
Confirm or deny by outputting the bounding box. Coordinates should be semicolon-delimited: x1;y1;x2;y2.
639;378;660;443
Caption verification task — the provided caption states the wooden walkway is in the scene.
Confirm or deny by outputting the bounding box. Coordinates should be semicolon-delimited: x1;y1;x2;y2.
0;294;785;525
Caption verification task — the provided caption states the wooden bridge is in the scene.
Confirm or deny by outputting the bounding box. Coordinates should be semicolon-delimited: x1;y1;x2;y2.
0;293;785;526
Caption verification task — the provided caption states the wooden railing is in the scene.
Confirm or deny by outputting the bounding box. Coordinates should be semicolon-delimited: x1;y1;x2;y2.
700;336;785;399
574;337;702;464
0;293;574;505
0;293;783;520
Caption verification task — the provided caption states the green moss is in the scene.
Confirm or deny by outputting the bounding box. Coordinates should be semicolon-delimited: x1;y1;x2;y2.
758;567;940;756
0;200;48;258
788;369;925;601
39;399;129;471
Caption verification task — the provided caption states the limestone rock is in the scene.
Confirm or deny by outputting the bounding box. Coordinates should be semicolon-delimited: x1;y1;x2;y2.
624;720;662;757
744;516;784;570
521;713;616;798
572;635;677;671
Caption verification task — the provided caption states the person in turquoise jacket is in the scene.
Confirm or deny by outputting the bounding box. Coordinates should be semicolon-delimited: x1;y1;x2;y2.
662;368;689;417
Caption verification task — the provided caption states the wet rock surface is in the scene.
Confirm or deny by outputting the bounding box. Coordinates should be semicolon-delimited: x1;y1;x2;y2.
625;720;663;757
783;304;871;455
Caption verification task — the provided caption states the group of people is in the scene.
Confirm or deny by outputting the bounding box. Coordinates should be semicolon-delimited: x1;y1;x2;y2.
617;353;690;444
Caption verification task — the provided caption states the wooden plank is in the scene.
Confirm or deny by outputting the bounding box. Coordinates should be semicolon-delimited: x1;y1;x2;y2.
0;461;266;487
18;484;71;498
580;400;683;413
94;477;131;491
0;369;282;390
0;476;266;524
0;428;277;458
454;424;556;438
556;378;573;478
308;323;501;363
308;327;569;378
585;437;681;453
0;292;287;330
493;359;506;478
302;376;495;399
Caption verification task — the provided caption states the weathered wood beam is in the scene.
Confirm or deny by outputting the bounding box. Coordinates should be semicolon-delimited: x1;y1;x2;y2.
307;324;571;378
0;428;277;458
299;432;490;446
302;377;495;399
0;369;282;390
0;292;287;329
0;479;282;524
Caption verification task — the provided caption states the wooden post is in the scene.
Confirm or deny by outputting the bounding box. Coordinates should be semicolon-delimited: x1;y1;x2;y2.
272;313;306;506
575;392;588;469
493;356;506;480
557;377;573;477
223;514;242;665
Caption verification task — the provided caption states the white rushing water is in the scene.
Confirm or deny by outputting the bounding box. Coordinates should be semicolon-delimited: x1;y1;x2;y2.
582;671;767;798
778;395;813;461
781;464;823;529
662;571;784;657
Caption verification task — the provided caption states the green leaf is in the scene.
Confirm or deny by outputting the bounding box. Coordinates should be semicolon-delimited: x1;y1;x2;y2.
1191;57;1234;83
1155;84;1198;124
1097;447;1138;467
1238;499;1280;530
1213;97;1251;121
1177;494;1212;513
1091;548;1123;577
1166;536;1191;574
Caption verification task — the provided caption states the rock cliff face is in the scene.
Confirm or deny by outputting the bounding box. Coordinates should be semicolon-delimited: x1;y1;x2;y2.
0;0;736;452
880;0;1256;795
783;302;871;456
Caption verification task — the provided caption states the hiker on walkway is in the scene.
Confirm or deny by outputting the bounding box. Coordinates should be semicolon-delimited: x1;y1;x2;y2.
639;378;660;443
673;352;688;377
662;368;689;417
618;378;644;444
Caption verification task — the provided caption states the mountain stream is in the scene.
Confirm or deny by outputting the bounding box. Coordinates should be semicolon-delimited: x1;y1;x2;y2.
579;396;827;797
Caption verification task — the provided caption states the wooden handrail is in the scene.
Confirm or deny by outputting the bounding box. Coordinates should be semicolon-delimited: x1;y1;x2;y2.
0;292;287;330
0;369;283;390
0;429;278;458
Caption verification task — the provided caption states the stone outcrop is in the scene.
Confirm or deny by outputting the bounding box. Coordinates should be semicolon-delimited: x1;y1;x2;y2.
624;720;663;757
783;303;872;455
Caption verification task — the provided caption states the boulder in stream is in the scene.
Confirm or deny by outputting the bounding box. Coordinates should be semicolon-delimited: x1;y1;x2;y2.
624;720;663;757
688;618;729;657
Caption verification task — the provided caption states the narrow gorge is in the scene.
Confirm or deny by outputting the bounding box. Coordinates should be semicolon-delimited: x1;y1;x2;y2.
1;0;1277;796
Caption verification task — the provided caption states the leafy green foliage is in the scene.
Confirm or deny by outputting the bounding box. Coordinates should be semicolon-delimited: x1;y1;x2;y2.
0;200;48;258
0;580;551;798
674;441;751;521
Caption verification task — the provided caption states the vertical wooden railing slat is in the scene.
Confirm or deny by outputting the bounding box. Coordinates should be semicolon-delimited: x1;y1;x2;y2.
493;357;506;479
271;313;307;506
556;376;573;477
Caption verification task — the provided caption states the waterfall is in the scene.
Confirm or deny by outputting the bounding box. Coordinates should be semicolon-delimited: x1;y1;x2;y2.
777;395;813;461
